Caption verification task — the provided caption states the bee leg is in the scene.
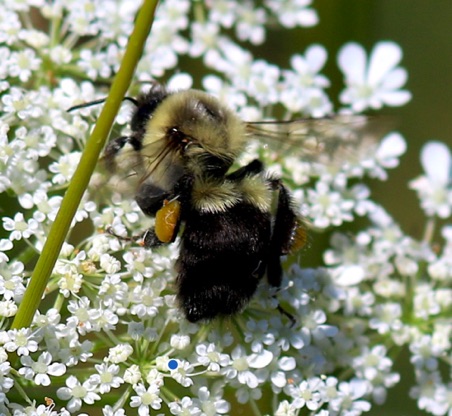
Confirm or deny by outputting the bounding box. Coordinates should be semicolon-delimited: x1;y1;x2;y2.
226;159;264;180
266;179;305;326
275;299;297;327
108;196;182;248
105;225;145;243
105;226;163;248
135;183;171;216
142;229;165;248
266;179;302;287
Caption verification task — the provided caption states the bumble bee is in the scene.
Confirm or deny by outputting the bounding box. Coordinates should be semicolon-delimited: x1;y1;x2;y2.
70;83;381;323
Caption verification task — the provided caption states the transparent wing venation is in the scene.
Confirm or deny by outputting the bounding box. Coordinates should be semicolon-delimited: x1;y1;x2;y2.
245;115;390;166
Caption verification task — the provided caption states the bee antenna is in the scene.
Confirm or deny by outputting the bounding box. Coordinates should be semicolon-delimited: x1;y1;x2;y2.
122;96;139;107
67;98;107;113
67;96;139;113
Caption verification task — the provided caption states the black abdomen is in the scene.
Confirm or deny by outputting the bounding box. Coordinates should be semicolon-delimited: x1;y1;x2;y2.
176;203;271;322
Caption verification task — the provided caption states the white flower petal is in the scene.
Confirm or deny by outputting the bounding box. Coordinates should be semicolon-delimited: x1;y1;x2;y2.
380;90;412;106
238;371;258;388
215;399;230;414
421;141;451;184
305;44;327;73
376;133;407;160
279;356;296;371
248;349;273;369
167;72;193;90
333;265;365;286
380;68;408;89
367;42;402;85
48;362;66;376
271;370;287;388
35;373;51;386
338;43;366;84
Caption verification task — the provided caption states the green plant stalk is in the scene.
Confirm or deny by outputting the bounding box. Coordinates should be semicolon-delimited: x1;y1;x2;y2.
12;0;160;329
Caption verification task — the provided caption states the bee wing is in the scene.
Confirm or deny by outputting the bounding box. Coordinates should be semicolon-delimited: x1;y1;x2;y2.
245;115;391;167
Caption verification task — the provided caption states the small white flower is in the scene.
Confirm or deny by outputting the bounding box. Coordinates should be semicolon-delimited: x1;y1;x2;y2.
280;45;331;116
0;9;21;44
331;265;366;286
306;180;355;228
170;334;191;350
57;375;101;412
123;364;142;385
169;396;201;416
234;5;266;45
0;261;25;301
32;190;62;222
107;343;133;364
338;41;411;112
56;262;83;297
247;60;280;106
130;285;163;318
0;300;18;317
7;48;41;82
4;328;38;356
19;28;49;49
196;342;231;372
269;355;297;390
170;360;194;387
49;151;82;184
208;0;236;28
285;377;324;411
244;319;276;350
77;49;112;80
130;383;163;413
329;378;372;414
145;368;164;387
19;351;66;386
409;141;452;218
49;45;73;64
410;371;450;416
88;362;123;393
369;303;403;334
99;253;121;274
275;399;297;416
195;386;230;415
409;335;444;371
353;345;393;376
2;212;39;240
102;405;126;416
223;345;273;388
0;361;14;392
189;22;221;62
266;0;319;28
413;284;441;320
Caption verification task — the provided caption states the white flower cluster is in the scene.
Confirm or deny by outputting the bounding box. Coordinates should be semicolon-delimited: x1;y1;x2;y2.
0;1;450;416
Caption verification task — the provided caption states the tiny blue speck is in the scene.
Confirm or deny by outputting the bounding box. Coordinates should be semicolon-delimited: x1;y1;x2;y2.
168;359;178;370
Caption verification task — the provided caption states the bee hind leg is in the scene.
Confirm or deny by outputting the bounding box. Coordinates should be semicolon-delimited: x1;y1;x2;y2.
105;226;163;248
266;178;305;326
266;178;304;286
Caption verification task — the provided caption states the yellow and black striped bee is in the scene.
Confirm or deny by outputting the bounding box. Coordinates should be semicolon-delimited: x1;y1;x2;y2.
71;83;380;323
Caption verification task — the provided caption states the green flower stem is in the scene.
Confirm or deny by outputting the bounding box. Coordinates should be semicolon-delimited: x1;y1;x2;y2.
11;0;160;330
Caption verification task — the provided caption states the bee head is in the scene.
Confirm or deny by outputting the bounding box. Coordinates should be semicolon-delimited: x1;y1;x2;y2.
143;90;246;176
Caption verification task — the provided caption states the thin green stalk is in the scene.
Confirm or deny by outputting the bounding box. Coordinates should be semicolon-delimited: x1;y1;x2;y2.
12;0;160;329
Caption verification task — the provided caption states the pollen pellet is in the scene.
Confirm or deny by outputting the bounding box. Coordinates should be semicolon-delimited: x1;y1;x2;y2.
290;219;309;252
155;199;181;243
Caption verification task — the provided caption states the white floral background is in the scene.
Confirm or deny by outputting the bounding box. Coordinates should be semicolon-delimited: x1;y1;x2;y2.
0;1;450;416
